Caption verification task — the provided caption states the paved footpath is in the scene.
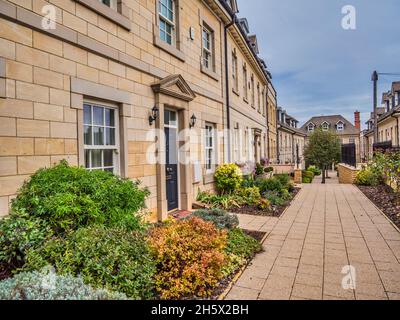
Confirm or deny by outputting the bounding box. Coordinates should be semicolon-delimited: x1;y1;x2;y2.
227;173;400;300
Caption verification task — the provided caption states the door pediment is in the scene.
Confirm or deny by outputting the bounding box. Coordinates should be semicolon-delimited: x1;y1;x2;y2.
151;75;196;102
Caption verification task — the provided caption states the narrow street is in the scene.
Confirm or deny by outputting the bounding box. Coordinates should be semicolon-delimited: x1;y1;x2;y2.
227;173;400;300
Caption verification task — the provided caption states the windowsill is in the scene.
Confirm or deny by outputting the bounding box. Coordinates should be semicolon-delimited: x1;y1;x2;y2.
232;88;240;96
200;64;219;81
154;35;185;62
243;97;249;104
74;0;131;30
204;172;215;184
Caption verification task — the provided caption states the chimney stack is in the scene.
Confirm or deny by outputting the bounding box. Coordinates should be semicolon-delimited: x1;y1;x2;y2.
354;111;360;130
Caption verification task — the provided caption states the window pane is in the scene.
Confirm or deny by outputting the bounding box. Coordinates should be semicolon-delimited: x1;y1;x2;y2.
85;149;91;168
84;125;92;145
106;128;115;146
93;127;104;145
93;106;104;126
83;105;92;124
105;108;115;127
91;149;102;168
104;168;114;173
104;150;113;167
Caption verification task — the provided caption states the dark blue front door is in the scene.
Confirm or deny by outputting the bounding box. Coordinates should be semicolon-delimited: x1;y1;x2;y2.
165;110;178;212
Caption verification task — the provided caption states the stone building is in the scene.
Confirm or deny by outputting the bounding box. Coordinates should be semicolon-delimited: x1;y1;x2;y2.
0;0;277;220
362;82;400;160
300;113;361;163
276;108;305;168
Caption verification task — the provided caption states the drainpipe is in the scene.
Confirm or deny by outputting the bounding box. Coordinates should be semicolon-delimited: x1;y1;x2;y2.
265;84;270;160
224;18;236;163
276;97;280;164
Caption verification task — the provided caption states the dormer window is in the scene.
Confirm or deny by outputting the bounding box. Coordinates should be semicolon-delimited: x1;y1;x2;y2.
322;122;329;131
337;122;344;131
308;123;315;132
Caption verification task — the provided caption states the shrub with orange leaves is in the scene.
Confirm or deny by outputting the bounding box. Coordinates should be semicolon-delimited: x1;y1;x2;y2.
149;217;227;299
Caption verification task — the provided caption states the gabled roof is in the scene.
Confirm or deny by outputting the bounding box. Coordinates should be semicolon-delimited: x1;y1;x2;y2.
382;91;391;103
300;115;359;136
151;75;196;102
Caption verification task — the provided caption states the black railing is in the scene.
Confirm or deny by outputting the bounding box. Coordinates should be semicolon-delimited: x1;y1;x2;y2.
341;143;356;167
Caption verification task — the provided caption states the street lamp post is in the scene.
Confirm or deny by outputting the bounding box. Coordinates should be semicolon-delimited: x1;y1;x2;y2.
372;71;379;143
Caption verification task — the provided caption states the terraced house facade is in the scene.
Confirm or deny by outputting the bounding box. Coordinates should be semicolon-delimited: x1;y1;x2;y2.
0;0;277;221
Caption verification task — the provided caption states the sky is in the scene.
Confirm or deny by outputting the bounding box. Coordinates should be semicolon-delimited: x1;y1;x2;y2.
236;0;400;129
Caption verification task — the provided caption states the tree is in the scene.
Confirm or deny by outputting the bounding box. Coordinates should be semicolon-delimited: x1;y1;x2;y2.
304;129;341;184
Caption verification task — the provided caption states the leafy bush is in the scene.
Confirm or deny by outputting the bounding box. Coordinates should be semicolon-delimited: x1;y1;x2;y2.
255;177;283;194
149;217;227;299
24;226;156;299
196;192;242;210
192;209;239;230
255;163;265;176
0;270;127;300
302;170;314;183
257;198;271;210
238;187;261;205
355;169;380;186
264;167;274;173
308;166;321;176
241;176;255;188
11;161;150;233
225;229;262;260
0;215;52;274
214;164;243;194
274;174;292;190
263;191;285;206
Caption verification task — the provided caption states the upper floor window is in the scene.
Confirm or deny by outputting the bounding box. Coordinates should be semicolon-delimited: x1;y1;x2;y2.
243;63;248;100
307;123;314;132
99;0;117;10
337;122;344;131
84;102;119;174
232;50;238;93
202;25;213;70
250;74;255;107
257;83;261;113
262;89;266;116
159;0;175;45
322;122;329;131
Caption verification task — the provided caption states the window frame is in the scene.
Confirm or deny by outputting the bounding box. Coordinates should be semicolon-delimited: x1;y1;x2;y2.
308;123;314;132
83;99;120;175
202;24;214;71
250;74;255;107
243;63;248;101
337;122;344;131
205;123;216;174
232;49;239;94
158;0;176;46
98;0;117;10
321;122;329;131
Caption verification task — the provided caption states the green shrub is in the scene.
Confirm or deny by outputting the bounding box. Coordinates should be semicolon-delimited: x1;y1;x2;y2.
24;226;156;300
255;177;283;194
0;270;127;300
225;229;262;260
302;170;314;183
263;191;285;206
11;161;150;233
355;169;380;186
274;174;292;189
238;187;261;205
214;164;243;194
241;176;255;188
192;209;239;230
257;199;271;210
255;163;265;175
149;217;227;299
196;192;242;210
0;215;52;273
307;166;321;176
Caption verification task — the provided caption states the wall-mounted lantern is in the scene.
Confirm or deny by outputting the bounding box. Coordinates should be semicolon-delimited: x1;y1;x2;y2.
189;113;197;129
149;105;159;126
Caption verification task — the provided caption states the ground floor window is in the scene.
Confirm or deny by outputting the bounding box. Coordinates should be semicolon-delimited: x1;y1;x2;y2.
83;101;119;174
205;123;215;173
